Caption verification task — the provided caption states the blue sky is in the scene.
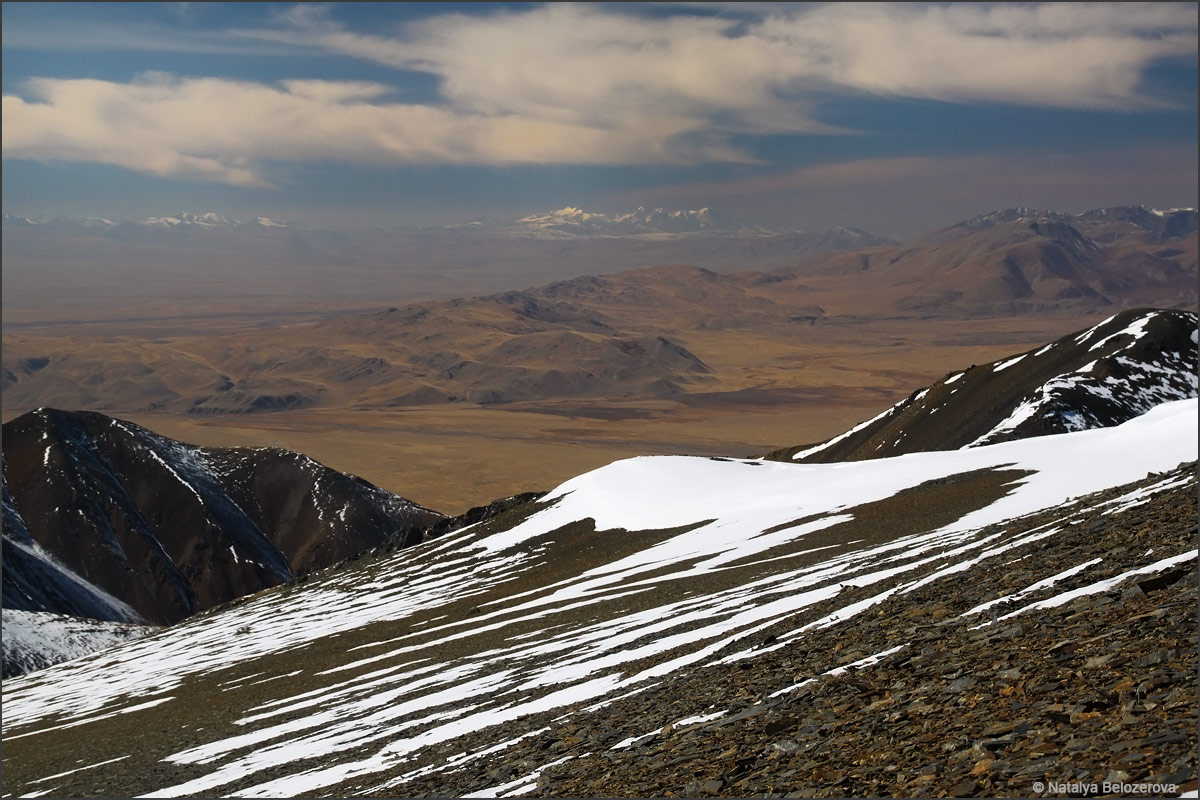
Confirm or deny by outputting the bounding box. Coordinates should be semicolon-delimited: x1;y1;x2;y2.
3;2;1197;237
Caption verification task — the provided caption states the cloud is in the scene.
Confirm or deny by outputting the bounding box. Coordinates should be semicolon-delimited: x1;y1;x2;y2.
757;3;1197;109
246;2;1196;114
1;73;749;186
2;3;1195;184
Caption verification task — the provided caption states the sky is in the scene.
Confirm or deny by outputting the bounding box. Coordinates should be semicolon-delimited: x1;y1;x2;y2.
2;1;1197;237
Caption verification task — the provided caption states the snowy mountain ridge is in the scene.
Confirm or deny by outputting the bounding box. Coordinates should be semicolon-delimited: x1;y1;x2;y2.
1;211;295;230
953;205;1198;232
1;395;1195;797
510;205;772;237
769;308;1198;464
136;211;293;229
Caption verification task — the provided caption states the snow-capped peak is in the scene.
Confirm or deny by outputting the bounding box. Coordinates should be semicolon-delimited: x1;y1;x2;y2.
138;211;241;227
2;213;40;225
507;205;761;237
125;212;294;229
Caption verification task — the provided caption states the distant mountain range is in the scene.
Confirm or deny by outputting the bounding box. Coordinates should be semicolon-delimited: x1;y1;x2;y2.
6;203;1193;241
3;211;294;231
3;205;868;239
1;205;890;263
4;203;1195;416
450;205;884;242
5;205;1193;322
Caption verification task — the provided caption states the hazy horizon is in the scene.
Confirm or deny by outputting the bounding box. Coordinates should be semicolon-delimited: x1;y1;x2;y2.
5;195;1200;239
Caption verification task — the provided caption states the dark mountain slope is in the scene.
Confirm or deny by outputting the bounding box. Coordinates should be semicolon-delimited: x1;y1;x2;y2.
2;408;442;626
783;206;1196;314
765;308;1197;463
2;484;147;624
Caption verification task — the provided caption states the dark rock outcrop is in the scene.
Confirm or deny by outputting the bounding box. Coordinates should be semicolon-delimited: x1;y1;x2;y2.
2;408;443;627
421;491;548;542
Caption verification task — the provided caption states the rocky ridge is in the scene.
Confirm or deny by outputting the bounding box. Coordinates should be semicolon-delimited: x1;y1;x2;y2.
384;465;1199;799
766;308;1197;463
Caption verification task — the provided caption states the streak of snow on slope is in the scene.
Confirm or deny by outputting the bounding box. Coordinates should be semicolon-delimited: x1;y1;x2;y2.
790;403;899;460
825;643;909;676
2;401;1195;798
987;550;1197;624
26;755;131;785
767;643;907;698
1073;313;1121;345
992;354;1026;372
961;558;1103;617
608;709;728;754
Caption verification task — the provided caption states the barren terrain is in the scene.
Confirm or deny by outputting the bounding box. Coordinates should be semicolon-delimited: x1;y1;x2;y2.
4;207;1193;512
3;313;1100;514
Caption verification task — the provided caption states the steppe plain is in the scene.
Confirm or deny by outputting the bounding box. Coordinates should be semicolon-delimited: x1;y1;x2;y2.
1;298;1097;514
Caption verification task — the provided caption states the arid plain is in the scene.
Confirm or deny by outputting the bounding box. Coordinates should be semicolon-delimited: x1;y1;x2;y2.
0;299;1115;514
4;206;1194;513
4;322;1096;514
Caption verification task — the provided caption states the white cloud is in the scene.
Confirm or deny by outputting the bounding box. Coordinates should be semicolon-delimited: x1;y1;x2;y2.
2;2;1195;184
758;3;1197;109
250;3;1195;114
1;73;746;185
